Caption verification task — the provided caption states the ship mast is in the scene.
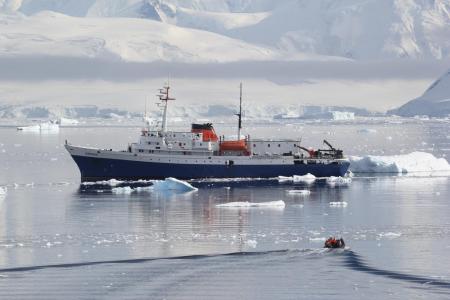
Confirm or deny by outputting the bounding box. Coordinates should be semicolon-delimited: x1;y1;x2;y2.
157;84;175;132
235;82;243;140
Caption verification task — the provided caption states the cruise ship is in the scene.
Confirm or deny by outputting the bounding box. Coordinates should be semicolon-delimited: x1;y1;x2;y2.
65;84;350;181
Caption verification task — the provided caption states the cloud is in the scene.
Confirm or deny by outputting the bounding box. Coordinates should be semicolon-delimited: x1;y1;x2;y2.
0;55;448;82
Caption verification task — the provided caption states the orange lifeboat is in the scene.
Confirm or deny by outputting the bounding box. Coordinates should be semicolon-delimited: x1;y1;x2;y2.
220;140;248;152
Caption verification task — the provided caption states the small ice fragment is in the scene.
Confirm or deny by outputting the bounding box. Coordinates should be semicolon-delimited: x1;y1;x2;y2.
82;179;124;186
246;239;258;248
379;232;402;239
286;189;311;195
111;186;133;194
329;201;348;207
326;177;352;186
216;200;285;208
278;173;316;184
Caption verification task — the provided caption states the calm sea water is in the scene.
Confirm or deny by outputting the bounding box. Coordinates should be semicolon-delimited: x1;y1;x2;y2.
0;120;450;299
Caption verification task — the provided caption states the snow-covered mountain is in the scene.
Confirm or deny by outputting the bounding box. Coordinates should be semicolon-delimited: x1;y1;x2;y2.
1;0;449;61
0;11;288;63
388;69;450;117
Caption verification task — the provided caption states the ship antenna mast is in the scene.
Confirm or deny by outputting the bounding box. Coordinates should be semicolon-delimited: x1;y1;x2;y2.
235;82;243;140
157;83;175;133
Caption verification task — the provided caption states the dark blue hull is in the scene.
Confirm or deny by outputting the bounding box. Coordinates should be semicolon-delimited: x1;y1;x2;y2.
70;155;350;181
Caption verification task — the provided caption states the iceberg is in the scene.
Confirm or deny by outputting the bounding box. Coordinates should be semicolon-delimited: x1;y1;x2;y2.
0;186;6;196
216;200;285;208
152;177;198;192
349;152;450;175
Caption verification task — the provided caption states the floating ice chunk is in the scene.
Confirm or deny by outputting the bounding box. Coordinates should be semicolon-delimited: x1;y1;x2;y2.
152;178;198;192
378;232;402;239
133;186;153;193
286;189;311;195
278;173;316;184
111;185;153;194
278;176;292;182
0;187;6;195
326;177;352;186
329;201;348;207
246;239;258;248
349;152;450;175
216;200;285;208
111;186;134;194
81;179;124;186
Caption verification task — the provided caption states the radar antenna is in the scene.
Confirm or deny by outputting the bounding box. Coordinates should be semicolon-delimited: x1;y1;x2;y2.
235;82;243;140
157;83;175;132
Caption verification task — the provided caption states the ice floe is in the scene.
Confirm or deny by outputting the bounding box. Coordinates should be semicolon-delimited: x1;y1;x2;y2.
286;189;311;195
278;173;316;184
349;151;450;175
152;177;198;192
329;201;348;207
216;200;285;208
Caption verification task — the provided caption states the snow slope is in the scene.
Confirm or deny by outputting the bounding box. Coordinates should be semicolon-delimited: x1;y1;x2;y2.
228;0;450;60
1;0;449;61
389;69;450;117
0;11;282;62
